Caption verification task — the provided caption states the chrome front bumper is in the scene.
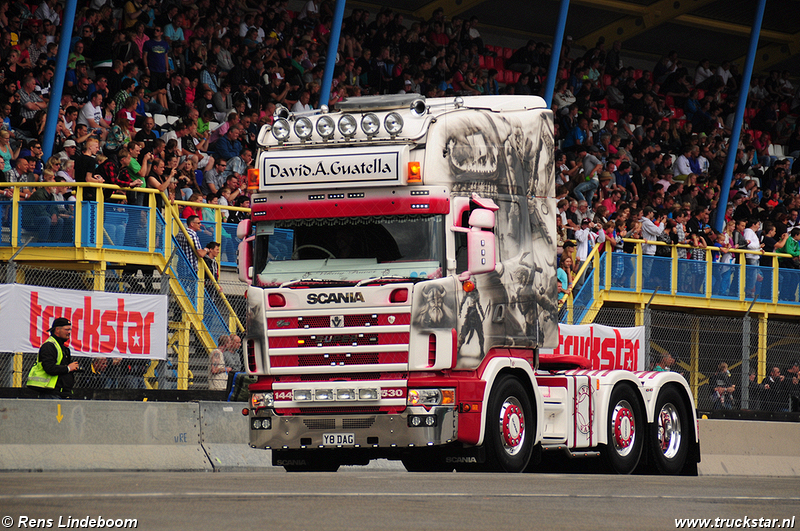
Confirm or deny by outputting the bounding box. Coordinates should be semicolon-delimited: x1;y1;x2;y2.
250;406;458;450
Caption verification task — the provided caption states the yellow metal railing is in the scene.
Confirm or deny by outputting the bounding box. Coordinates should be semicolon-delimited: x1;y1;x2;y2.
0;181;251;259
1;181;248;390
558;237;796;311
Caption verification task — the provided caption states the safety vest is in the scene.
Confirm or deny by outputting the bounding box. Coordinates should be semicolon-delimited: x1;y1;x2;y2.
27;337;64;390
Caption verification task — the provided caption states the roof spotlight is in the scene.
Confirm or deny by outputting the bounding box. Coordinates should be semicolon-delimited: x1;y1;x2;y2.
294;117;313;140
338;114;358;138
361;113;380;137
384;112;404;136
272;118;290;141
316;115;335;139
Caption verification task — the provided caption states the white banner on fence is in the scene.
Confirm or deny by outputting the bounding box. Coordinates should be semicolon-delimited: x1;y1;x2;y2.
0;284;168;359
540;324;646;371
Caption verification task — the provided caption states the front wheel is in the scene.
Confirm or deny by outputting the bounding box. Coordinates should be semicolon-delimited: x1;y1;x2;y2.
650;386;690;475
602;385;644;474
484;376;535;472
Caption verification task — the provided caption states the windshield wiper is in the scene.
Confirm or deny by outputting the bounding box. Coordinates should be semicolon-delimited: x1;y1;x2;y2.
279;278;357;288
355;276;424;287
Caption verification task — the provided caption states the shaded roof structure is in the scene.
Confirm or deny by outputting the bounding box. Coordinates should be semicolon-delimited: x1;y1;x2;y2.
350;0;800;74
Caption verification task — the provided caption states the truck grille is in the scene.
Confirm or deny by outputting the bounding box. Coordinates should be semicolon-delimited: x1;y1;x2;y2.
303;419;336;430
271;352;409;367
267;310;411;372
273;372;409;382
343;418;376;429
269;314;411;329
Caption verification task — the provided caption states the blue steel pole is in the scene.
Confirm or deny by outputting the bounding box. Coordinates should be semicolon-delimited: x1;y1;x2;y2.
544;0;570;109
319;0;347;109
41;0;78;161
713;0;767;231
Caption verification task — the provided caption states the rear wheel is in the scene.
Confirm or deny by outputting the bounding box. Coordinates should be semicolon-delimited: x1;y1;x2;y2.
603;385;644;474
650;387;690;475
484;376;535;472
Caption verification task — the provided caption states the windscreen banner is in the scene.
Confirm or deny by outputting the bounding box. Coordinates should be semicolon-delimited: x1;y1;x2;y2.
0;284;167;359
540;324;645;371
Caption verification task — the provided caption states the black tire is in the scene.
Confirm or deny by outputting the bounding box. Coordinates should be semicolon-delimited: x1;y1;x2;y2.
602;384;644;474
484;375;535;472
649;386;690;475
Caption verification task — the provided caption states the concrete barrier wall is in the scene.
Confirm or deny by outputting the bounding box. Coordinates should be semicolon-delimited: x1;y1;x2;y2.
0;399;272;472
1;399;797;474
697;418;800;477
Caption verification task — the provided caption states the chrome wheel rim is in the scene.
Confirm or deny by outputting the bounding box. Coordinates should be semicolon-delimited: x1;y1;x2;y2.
499;397;526;456
611;400;636;456
657;402;682;459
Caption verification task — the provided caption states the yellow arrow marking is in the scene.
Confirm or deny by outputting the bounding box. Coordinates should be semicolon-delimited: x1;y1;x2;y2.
56;404;63;423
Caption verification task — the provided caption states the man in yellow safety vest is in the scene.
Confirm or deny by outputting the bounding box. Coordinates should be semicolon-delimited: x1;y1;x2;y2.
27;317;79;398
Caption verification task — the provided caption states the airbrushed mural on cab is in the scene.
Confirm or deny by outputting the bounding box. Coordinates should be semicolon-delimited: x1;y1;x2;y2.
420;108;558;368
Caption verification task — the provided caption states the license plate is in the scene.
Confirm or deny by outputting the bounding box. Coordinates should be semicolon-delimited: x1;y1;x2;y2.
323;433;355;446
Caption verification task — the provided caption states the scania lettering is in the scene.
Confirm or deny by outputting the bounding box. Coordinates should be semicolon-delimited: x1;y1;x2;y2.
307;292;366;304
238;95;700;474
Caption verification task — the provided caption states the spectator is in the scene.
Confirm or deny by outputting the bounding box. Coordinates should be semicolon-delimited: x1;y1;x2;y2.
762;366;787;412
710;362;736;410
557;255;573;301
177;214;209;273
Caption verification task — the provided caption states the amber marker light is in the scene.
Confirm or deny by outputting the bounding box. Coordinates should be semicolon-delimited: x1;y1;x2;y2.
247;168;260;190
407;161;421;183
462;279;475;292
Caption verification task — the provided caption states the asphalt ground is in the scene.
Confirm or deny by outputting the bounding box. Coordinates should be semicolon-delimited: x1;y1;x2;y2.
1;470;798;531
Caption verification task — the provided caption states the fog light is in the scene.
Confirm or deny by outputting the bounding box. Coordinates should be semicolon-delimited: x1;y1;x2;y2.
252;418;272;430
410;416;422;427
425;416;436;426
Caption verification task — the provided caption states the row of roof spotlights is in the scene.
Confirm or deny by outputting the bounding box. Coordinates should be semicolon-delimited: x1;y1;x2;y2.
271;111;405;142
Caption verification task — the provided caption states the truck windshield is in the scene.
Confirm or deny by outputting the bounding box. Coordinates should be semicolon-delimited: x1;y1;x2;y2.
253;215;445;286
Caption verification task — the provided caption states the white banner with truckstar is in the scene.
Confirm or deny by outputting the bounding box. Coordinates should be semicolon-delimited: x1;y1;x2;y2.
540;324;646;371
0;284;168;359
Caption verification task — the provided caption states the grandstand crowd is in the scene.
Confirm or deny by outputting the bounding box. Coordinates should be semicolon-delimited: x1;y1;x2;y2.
0;0;800;288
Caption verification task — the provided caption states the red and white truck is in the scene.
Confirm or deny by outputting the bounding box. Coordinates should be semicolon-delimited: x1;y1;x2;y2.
237;94;699;474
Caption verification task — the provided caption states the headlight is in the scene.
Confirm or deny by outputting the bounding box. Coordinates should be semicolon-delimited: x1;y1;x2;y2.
294;117;313;140
384;112;403;135
272;118;290;141
315;389;334;401
293;389;313;401
358;388;379;401
361;113;380;136
338;114;357;137
407;388;455;406
250;392;274;409
336;388;356;401
316;116;335;138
